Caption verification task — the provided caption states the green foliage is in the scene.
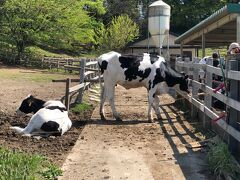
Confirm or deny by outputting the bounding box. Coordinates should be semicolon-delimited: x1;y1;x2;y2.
103;0;140;24
198;47;228;58
40;164;63;179
0;147;62;179
0;0;105;64
207;136;240;179
98;14;139;52
71;103;92;114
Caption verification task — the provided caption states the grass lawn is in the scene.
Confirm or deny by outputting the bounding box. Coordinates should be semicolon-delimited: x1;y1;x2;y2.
0;67;79;83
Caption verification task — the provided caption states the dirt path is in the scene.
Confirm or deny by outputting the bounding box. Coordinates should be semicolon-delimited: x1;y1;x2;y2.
60;86;212;180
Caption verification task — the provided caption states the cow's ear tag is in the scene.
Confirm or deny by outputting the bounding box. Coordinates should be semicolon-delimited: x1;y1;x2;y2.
29;101;33;107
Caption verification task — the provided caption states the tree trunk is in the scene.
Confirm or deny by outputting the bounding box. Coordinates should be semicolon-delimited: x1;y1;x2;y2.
16;41;25;65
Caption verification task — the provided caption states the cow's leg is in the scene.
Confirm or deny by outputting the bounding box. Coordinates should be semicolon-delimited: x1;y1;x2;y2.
99;85;107;120
11;116;43;136
21;117;42;135
147;93;155;123
153;96;161;120
107;85;121;121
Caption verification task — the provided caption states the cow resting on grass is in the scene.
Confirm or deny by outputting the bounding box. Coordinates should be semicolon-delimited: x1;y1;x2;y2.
11;95;72;136
98;51;189;122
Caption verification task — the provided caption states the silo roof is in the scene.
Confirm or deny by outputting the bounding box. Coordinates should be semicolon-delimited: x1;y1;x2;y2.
149;0;170;8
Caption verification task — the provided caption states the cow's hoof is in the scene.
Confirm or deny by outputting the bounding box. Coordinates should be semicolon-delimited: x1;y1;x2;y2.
100;114;106;121
116;117;122;121
148;119;154;123
157;117;161;121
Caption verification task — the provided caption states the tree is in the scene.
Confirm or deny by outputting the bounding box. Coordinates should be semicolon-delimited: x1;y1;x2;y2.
97;14;139;52
0;0;105;64
103;0;140;24
140;0;228;35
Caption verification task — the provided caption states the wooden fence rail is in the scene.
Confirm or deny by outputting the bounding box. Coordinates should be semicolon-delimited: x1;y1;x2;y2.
41;57;98;72
52;58;101;111
175;54;240;154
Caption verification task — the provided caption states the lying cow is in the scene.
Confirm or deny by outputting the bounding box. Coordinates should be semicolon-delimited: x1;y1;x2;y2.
98;51;189;122
11;95;72;136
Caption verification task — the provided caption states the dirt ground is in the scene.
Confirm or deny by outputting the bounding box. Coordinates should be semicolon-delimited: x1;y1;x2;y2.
60;86;213;180
0;66;91;166
0;66;213;179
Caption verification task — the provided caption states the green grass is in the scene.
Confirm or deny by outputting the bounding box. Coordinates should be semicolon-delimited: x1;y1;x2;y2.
71;103;92;114
0;147;62;179
0;68;78;83
27;46;73;59
207;136;240;179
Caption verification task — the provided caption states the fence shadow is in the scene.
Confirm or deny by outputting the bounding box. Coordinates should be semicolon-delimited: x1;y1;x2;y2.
155;103;211;179
87;101;211;179
87;119;150;126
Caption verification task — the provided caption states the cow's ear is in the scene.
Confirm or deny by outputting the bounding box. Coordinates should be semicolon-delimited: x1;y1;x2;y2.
185;75;189;79
27;94;33;98
27;94;34;99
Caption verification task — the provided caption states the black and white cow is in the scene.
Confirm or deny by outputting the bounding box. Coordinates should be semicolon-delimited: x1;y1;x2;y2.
98;51;189;122
11;95;72;136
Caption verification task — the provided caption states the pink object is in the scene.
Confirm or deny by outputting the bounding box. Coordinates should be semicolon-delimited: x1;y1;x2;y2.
213;82;225;93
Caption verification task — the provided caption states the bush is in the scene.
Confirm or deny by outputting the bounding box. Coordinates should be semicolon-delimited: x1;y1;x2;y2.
207;136;240;179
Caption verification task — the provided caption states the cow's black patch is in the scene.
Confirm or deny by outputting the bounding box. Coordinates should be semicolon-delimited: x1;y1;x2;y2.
164;62;184;87
46;106;67;112
148;80;152;90
152;68;165;88
19;96;46;114
99;60;108;74
119;55;151;82
41;121;61;136
152;62;186;90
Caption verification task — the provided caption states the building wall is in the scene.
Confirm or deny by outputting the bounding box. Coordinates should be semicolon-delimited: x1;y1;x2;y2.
124;47;196;60
125;34;197;62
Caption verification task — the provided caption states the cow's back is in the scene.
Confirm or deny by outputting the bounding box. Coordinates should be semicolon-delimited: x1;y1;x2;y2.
98;52;166;89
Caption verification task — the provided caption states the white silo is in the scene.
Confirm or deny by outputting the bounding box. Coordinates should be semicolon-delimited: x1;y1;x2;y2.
148;0;171;56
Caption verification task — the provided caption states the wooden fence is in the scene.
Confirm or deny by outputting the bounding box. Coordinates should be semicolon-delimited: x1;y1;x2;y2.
42;57;97;72
175;54;240;153
53;58;101;111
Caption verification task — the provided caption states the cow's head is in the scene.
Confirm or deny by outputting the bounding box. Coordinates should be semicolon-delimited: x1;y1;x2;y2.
16;95;45;115
179;75;190;93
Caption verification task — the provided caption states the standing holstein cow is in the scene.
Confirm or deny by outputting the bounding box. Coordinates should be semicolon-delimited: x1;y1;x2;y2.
98;51;189;122
11;95;72;136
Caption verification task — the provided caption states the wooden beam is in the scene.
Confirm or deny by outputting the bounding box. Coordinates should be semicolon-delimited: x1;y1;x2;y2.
202;33;205;58
182;14;237;45
237;14;240;43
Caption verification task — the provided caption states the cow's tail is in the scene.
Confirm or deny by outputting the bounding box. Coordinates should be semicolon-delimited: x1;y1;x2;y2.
97;58;104;92
10;126;25;134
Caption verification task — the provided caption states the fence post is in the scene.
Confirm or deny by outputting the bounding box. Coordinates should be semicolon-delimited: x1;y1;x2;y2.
227;58;239;154
76;59;86;103
203;58;213;129
191;59;199;120
65;78;71;111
